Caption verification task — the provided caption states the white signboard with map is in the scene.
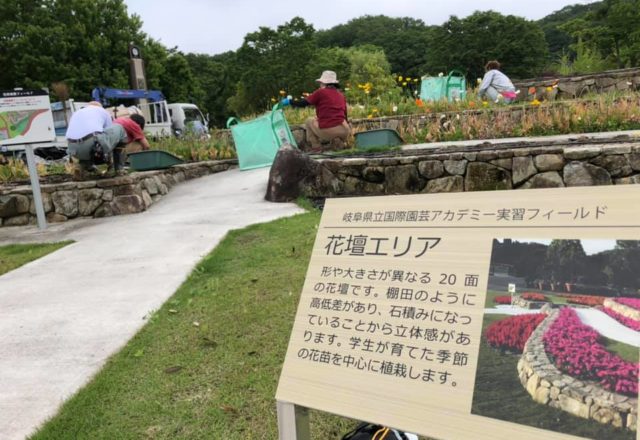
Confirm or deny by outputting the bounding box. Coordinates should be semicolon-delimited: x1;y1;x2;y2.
0;89;55;146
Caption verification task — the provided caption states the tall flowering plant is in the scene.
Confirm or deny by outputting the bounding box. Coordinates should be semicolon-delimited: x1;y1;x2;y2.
543;308;638;397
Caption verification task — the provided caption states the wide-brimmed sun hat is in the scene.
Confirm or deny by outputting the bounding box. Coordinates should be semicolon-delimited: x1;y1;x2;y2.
316;70;338;84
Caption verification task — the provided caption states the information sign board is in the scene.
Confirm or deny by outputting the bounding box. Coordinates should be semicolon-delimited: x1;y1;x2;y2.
0;89;55;146
277;185;640;440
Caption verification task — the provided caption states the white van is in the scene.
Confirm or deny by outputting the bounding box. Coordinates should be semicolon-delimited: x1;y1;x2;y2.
167;103;209;137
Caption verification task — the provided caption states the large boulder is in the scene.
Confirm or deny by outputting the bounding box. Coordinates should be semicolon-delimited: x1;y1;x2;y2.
563;162;612;186
465;162;512;191
265;144;341;202
384;165;424;194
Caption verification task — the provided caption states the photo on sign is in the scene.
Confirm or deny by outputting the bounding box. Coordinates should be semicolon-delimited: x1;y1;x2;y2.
471;238;639;440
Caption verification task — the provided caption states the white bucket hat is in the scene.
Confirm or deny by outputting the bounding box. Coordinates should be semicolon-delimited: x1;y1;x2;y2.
316;70;338;84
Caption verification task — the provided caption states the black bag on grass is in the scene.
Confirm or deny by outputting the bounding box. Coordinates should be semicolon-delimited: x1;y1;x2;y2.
341;422;409;440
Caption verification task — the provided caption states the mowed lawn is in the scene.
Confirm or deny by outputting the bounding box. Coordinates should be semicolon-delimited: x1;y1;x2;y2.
30;210;362;440
471;314;636;440
0;241;71;276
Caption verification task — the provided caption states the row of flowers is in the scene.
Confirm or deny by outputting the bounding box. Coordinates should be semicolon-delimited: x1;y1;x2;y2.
600;306;640;332
521;292;548;302
616;297;640;311
542;308;638;397
485;314;546;353
493;295;512;305
556;294;606;307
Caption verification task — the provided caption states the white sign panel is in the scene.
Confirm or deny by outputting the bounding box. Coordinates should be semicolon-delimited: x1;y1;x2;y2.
0;89;55;146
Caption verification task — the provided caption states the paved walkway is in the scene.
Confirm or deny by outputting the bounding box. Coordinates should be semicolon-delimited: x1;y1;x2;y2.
0;168;303;440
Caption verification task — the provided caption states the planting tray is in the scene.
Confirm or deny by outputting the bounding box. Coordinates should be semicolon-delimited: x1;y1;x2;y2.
354;129;404;149
128;150;184;171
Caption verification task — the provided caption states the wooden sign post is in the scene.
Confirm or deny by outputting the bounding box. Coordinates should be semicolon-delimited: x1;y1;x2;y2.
277;185;640;440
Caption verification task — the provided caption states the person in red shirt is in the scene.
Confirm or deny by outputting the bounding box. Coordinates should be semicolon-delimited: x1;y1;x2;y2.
99;114;151;174
283;70;350;151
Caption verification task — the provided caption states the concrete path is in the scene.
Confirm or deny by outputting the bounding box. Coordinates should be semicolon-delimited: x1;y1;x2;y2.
0;167;303;440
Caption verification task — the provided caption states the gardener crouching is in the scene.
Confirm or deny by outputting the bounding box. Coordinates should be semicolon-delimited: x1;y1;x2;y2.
478;60;517;104
281;70;350;152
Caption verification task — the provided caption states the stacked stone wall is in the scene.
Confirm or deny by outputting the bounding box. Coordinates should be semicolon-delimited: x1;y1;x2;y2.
0;160;235;227
518;310;638;431
298;141;640;198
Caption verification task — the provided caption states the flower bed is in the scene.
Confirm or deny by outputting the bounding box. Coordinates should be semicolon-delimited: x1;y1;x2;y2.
601;307;640;332
521;292;548;302
485;314;546;352
617;297;640;311
542;307;638;397
558;294;606;307
493;295;512;305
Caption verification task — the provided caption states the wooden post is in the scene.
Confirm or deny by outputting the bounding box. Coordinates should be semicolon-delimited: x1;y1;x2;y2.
276;401;310;440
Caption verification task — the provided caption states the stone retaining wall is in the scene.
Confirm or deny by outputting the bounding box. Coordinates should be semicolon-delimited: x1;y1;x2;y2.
603;298;640;321
513;67;640;101
0;160;236;227
298;141;640;198
511;296;550;310
518;309;638;431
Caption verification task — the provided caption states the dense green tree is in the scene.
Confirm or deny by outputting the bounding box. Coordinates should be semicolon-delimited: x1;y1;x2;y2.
426;11;548;81
545;240;587;284
536;3;601;58
316;15;433;77
0;0;147;98
561;0;640;68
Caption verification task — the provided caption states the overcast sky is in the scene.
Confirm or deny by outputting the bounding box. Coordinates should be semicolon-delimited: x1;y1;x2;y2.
510;239;618;255
124;0;596;56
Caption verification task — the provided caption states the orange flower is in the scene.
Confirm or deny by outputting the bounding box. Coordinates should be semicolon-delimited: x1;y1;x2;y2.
528;86;536;95
415;98;424;107
468;101;476;108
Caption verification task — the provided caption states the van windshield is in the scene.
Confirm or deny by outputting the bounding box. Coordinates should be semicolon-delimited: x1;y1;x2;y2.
183;107;204;125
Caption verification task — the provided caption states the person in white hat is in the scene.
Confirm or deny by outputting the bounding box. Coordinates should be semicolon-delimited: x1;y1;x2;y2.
281;70;350;151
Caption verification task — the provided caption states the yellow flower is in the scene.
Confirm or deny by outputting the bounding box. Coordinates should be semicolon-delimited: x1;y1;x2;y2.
531;99;541;106
364;90;370;94
270;97;277;103
405;77;411;81
482;101;489;107
402;82;407;86
279;89;286;96
546;86;553;92
367;114;373;119
413;78;418;82
398;75;403;81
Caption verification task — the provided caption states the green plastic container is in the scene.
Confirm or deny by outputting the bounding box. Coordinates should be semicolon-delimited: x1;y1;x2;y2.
128;150;184;171
420;69;467;102
354;129;404;149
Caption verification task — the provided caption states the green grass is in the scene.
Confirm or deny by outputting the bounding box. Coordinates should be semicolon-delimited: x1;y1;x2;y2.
30;211;365;440
472;315;635;440
601;336;639;363
0;242;72;276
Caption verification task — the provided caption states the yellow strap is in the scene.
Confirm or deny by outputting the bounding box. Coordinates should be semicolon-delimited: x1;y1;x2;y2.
372;427;389;440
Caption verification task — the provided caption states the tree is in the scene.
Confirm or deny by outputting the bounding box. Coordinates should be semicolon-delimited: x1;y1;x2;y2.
427;11;549;81
316;15;434;77
545;240;587;284
229;17;318;115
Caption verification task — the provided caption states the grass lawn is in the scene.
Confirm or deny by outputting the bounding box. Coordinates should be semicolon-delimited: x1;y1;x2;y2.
0;242;72;276
30;210;366;440
471;315;635;440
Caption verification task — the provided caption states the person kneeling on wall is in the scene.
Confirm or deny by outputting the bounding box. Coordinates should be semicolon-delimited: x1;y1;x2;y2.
281;70;350;152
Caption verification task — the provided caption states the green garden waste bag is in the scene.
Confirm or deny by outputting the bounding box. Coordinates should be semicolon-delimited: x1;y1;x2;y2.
420;70;467;102
226;104;297;171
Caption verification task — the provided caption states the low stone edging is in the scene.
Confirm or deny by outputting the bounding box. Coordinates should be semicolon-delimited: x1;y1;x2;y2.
511;296;552;310
518;309;637;431
0;160;236;227
604;299;640;322
295;141;640;198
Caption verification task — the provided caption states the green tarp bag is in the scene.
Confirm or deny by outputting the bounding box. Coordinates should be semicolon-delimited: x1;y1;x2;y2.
420;70;467;102
226;104;297;171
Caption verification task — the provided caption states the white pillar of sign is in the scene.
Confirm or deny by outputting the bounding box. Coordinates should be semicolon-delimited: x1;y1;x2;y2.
276;401;310;440
24;144;47;230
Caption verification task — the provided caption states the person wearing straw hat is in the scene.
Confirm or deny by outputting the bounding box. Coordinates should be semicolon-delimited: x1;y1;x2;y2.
281;70;350;151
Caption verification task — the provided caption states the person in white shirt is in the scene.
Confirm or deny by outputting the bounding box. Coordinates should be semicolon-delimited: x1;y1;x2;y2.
478;60;517;103
66;101;113;176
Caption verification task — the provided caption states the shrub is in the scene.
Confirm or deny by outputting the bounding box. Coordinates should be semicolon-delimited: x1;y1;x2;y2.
485;314;546;353
543;308;638;397
601;307;640;332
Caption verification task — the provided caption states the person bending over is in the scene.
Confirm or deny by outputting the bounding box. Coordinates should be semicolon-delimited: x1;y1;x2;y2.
478;60;517;104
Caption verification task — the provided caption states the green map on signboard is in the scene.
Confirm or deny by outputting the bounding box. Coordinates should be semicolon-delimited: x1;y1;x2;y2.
0;109;47;141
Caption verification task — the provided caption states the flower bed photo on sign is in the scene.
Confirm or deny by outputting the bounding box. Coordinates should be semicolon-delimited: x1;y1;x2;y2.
493;295;512;305
542;307;638;397
485;314;546;352
616;298;640;311
521;292;548;302
559;294;606;307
